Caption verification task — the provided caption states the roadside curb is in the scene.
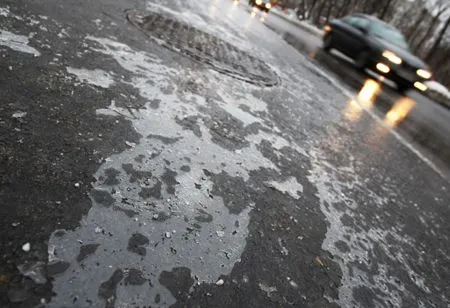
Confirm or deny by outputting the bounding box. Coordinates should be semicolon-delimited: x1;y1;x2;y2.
270;9;324;38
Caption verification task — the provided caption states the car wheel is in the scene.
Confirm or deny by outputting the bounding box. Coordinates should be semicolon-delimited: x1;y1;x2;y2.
355;51;369;70
322;33;333;51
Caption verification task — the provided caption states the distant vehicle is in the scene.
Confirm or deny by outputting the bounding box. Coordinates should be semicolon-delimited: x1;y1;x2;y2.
249;0;275;13
323;14;432;92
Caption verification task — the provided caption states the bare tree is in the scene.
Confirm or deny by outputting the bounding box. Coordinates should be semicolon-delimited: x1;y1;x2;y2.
413;2;449;53
378;0;396;20
425;14;450;62
335;0;352;18
404;6;429;40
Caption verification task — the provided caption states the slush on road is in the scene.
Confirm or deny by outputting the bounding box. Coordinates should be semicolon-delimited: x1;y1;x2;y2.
0;0;449;307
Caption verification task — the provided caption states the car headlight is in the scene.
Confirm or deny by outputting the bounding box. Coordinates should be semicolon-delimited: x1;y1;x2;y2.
265;2;272;9
416;69;431;79
255;0;262;5
414;81;427;91
382;51;402;65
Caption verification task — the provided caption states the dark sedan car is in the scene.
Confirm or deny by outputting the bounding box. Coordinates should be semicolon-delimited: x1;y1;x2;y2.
323;14;432;92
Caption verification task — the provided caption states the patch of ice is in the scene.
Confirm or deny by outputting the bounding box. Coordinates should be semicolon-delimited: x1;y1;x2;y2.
17;262;46;284
221;104;260;126
0;7;10;17
0;30;41;56
258;282;277;297
28;18;40;26
21;242;31;252
308;145;438;307
12;111;27;118
66;67;114;89
47;32;310;308
278;237;289;256
264;177;303;199
57;28;70;38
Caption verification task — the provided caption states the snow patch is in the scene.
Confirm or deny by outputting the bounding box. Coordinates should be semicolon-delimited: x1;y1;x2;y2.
49;36;282;307
0;7;10;17
0;30;41;56
66;67;114;88
308;146;438;307
426;81;450;99
264;177;303;199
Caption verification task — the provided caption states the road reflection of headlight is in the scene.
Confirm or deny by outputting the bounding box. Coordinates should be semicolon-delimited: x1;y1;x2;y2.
382;50;402;65
416;69;431;79
344;99;363;122
344;79;380;122
385;97;416;127
357;79;380;104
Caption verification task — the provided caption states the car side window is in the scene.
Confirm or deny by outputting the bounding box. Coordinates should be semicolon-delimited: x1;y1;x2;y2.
354;18;369;30
343;16;357;25
344;16;369;31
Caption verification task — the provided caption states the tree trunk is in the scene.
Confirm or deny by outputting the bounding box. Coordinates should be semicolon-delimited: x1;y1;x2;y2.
413;11;445;54
363;0;376;14
307;0;320;18
314;0;327;25
325;0;335;23
413;6;449;52
404;7;428;41
425;15;450;62
378;0;394;20
336;0;351;18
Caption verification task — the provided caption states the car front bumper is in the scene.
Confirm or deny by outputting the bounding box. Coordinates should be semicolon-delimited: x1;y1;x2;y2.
374;61;428;91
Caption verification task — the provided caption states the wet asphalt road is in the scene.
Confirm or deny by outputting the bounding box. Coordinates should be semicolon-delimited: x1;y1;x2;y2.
1;0;450;307
263;10;450;179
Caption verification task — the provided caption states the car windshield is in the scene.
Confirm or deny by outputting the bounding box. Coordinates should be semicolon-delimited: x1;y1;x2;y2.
370;23;409;49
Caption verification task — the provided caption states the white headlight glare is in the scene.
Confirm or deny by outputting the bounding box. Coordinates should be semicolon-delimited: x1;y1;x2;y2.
416;69;431;79
382;51;402;65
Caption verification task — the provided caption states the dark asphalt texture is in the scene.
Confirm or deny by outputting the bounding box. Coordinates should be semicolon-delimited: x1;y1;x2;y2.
0;0;449;307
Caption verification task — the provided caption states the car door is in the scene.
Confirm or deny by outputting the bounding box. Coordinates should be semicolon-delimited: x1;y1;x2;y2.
344;17;370;58
331;16;360;56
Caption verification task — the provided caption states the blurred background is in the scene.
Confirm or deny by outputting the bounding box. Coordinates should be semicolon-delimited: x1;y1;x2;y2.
274;0;450;101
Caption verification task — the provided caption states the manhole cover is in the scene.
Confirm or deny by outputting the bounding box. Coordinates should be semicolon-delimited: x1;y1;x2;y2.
126;10;279;87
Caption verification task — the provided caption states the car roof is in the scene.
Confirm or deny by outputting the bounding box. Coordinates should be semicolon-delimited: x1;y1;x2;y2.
350;13;398;30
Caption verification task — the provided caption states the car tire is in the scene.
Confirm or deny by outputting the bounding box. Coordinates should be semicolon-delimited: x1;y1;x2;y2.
355;51;369;71
322;33;333;52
